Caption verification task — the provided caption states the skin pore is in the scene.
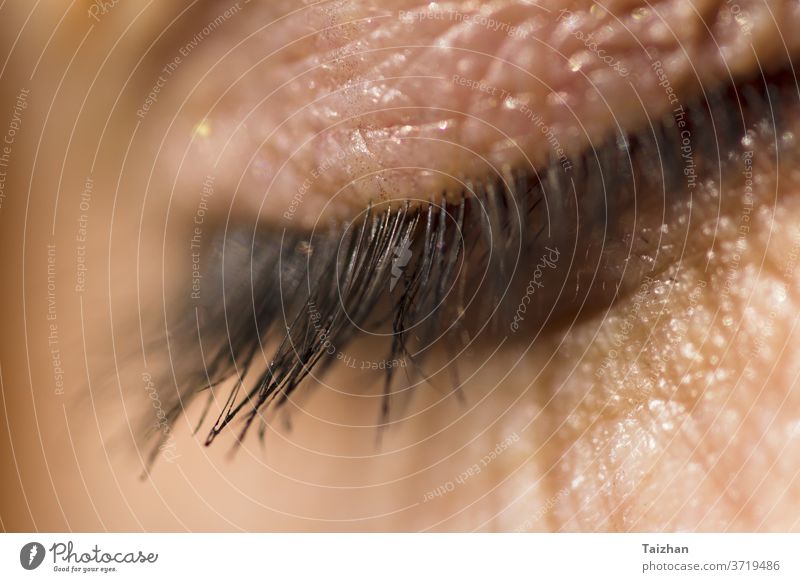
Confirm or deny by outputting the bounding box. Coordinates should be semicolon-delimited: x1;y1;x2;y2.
1;0;800;531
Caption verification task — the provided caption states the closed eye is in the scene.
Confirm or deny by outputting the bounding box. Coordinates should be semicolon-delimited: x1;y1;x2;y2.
141;58;800;466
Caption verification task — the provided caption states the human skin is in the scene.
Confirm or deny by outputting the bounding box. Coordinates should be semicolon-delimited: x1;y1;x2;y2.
1;0;799;531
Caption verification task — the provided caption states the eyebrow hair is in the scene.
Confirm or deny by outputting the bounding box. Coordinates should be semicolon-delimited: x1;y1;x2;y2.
139;63;796;468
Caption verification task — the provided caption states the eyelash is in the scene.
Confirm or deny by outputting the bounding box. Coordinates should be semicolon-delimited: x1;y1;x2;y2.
141;64;796;466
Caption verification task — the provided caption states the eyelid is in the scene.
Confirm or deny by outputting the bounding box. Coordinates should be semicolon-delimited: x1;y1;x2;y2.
160;0;800;230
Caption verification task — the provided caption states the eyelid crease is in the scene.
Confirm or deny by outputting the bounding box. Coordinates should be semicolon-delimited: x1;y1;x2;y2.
139;64;798;467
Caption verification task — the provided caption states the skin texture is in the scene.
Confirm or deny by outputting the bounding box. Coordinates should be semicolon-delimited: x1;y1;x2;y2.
158;0;800;227
1;0;799;532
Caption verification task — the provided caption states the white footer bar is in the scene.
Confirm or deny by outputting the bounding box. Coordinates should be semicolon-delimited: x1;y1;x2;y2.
1;533;797;581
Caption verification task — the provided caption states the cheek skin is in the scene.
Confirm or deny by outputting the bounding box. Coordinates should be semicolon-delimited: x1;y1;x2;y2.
486;145;800;532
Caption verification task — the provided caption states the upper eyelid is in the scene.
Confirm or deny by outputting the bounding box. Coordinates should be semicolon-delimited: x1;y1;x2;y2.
156;0;800;229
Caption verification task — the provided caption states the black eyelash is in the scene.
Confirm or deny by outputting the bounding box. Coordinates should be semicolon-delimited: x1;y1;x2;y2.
142;64;797;467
